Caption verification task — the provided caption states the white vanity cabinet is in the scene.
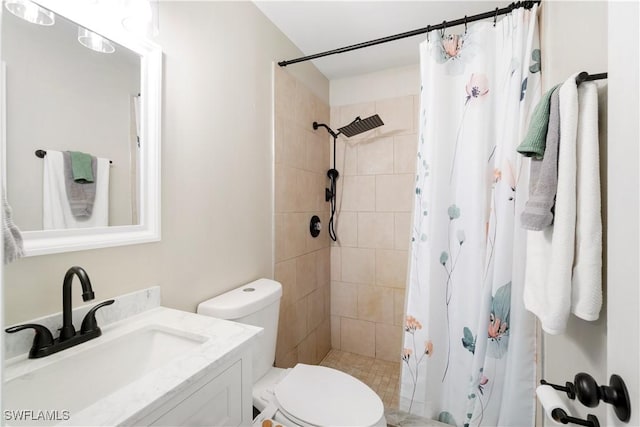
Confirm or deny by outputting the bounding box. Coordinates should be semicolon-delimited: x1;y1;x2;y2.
126;348;253;427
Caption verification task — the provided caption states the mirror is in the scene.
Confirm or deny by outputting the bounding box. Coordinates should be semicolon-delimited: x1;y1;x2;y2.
0;0;161;255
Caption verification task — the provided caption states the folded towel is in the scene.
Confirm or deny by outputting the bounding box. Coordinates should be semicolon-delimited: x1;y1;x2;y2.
70;151;94;183
3;188;24;264
571;82;602;321
521;87;561;230
63;151;97;218
43;150;109;229
517;84;560;159
523;75;579;335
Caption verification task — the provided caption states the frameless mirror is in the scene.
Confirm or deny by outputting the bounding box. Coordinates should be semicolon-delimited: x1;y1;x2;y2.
0;0;161;255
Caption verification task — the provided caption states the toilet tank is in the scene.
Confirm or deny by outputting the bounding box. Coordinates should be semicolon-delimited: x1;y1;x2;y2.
196;279;282;382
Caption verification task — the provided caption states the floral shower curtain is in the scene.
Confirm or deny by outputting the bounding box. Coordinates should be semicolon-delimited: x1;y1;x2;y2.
400;6;541;427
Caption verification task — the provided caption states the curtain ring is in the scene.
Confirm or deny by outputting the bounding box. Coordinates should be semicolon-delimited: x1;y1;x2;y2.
440;20;446;38
494;7;499;27
426;25;431;41
464;15;468;34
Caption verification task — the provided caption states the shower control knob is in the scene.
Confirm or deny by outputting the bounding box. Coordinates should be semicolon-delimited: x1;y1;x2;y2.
310;216;322;238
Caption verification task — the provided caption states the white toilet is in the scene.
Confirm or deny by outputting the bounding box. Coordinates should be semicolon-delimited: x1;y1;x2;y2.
197;278;386;427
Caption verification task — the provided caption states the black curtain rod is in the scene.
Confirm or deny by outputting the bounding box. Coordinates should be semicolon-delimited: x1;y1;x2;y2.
575;72;608;85
35;149;113;164
278;1;540;67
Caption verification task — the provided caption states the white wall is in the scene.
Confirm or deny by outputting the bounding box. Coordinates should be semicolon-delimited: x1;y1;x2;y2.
539;1;609;424
3;1;329;325
2;12;139;230
606;2;639;425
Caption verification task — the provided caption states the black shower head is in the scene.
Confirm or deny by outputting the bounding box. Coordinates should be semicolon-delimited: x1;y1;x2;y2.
338;114;384;138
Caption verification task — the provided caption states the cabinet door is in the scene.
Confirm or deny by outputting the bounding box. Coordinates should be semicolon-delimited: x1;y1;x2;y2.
150;360;242;427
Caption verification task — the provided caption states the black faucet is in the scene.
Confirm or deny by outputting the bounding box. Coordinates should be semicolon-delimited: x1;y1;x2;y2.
5;266;114;358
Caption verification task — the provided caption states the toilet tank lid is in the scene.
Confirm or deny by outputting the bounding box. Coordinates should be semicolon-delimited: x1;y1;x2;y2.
197;278;282;320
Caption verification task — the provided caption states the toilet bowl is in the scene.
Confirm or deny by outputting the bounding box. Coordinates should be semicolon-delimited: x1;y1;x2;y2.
197;279;386;427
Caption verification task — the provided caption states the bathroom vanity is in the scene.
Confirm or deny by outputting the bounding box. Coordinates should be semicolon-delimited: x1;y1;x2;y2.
3;288;262;426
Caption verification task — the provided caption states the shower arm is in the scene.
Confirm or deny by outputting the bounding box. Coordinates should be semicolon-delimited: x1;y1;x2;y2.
312;122;340;139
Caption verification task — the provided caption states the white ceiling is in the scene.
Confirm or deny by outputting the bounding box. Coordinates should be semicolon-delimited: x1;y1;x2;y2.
254;1;511;80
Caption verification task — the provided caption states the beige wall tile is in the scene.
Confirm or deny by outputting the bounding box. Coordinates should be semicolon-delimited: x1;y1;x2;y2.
283;213;307;260
291;298;308;346
307;288;324;331
341;247;375;284
306;130;329;174
295;251;317;300
323;284;331;319
294;82;315;128
375;174;414;212
275;258;296;309
274;67;296;122
274;214;285;262
394;289;406;326
331;246;341;281
394;213;412;250
334;139;358;176
340;175;375;212
275;346;298;369
331;315;341;350
357;285;394;324
394;134;418;174
376;249;409;288
331;281;358;318
283;124;306;170
375;96;414;136
297;329;317;365
275;115;284;165
336;211;358;247
274;166;286;213
357;137;394;175
317;318;332;363
375;323;403;362
316;246;331;288
358;212;394;249
341;317;375;357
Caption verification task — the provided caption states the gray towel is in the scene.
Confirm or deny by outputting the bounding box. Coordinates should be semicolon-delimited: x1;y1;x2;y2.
63;151;97;219
521;87;561;230
3;189;24;264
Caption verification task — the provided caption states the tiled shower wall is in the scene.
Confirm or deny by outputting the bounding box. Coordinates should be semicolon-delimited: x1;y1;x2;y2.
330;94;419;362
273;67;332;368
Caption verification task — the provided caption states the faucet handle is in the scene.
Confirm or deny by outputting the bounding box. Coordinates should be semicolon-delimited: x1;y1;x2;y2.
80;300;115;335
5;324;55;358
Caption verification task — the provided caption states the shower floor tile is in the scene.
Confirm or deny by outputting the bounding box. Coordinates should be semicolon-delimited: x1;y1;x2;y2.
319;349;400;410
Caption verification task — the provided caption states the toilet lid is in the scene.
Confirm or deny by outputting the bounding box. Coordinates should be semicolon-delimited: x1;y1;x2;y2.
273;364;384;427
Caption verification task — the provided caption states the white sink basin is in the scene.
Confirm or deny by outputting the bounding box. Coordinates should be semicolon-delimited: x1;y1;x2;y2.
4;325;207;425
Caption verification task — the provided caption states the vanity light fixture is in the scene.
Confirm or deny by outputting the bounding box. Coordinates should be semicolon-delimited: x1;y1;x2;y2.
77;27;115;54
4;0;55;26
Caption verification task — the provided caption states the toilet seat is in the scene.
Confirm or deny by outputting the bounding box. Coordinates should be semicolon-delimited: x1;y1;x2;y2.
273;364;384;427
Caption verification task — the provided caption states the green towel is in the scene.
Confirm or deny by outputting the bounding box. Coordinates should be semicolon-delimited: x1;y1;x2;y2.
69;151;94;183
517;84;560;159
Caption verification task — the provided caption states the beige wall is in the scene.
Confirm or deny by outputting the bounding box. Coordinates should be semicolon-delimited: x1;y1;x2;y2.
273;67;331;368
329;67;419;362
539;1;608;424
3;1;329;325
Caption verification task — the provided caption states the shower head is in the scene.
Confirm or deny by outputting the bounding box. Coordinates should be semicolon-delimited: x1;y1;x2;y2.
338;114;384;138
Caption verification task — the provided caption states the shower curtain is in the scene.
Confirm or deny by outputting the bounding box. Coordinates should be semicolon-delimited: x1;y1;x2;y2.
400;6;540;426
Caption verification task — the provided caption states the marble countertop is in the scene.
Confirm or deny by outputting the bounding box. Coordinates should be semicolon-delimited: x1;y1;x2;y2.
4;306;262;426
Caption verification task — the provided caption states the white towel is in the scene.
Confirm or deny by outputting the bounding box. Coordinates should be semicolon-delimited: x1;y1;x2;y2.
43;150;110;229
3;188;24;264
571;82;602;320
523;74;579;335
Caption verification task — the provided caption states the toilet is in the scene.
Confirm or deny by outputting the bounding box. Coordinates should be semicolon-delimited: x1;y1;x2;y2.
197;278;386;427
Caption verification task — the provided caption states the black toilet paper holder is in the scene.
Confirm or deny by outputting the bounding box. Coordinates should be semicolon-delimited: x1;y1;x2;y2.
550;408;599;427
541;372;631;422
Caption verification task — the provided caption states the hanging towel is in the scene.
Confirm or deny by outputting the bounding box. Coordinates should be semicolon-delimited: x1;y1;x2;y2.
43;150;110;229
517;84;560;159
521;87;561;230
3;189;24;264
70;151;94;183
571;82;602;321
523;74;579;335
63;151;97;218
